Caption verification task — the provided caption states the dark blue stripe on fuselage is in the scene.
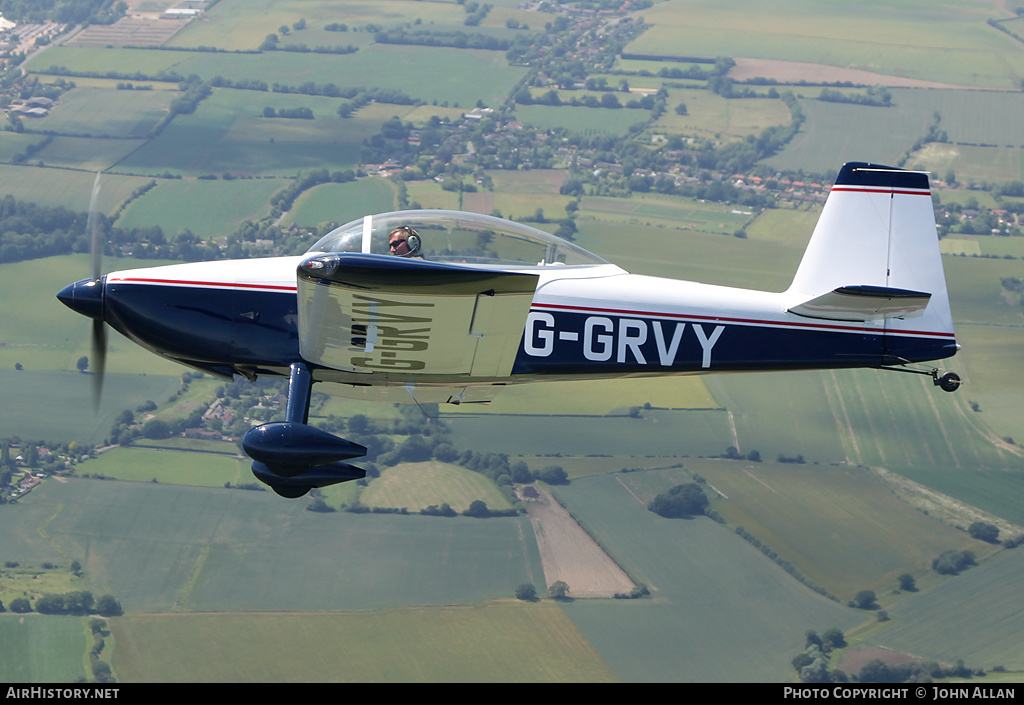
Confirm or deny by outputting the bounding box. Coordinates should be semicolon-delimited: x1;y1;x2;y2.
510;309;955;376
104;282;300;369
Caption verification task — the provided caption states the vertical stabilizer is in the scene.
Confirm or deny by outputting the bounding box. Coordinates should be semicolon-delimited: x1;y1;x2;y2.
787;163;956;347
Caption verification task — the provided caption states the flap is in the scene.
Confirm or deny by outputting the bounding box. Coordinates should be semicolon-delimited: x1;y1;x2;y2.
788;285;931;322
297;254;538;378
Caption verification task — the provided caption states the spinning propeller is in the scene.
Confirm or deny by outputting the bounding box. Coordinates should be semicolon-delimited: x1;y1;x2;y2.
56;172;107;410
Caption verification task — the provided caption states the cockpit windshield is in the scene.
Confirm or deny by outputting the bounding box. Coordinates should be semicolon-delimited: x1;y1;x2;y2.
308;210;608;267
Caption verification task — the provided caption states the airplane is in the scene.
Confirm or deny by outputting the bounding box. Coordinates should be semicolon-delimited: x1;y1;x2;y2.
57;162;961;498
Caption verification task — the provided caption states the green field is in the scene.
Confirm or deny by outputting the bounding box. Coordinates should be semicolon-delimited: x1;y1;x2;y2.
631;0;1024;88
0;616;89;683
4;0;1024;684
31;86;177;138
283;178;397;229
115;177;285;239
361;461;513;513
110;601;616;682
869;548;1024;670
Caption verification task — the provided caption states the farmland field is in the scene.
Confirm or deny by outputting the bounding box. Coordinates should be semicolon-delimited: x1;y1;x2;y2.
550;472;863;682
3;0;1024;685
0;616;89;683
632;0;1024;88
115;177;285;239
360;461;514;513
111;601;615;682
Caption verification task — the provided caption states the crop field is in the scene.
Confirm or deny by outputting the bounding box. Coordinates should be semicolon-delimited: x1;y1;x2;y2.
632;0;1024;88
651;88;792;142
114;88;370;176
4;0;1024;685
0;617;89;683
116;177;285;239
110;601;615;682
549;473;863;682
284;178;397;229
169;0;471;52
0;255;186;374
515;104;651;136
0;165;147;214
31;86;177;139
28;479;545;613
360;461;514;513
35;136;149;173
766;98;932;173
869;548;1024;670
682;459;992;600
82;446;248;486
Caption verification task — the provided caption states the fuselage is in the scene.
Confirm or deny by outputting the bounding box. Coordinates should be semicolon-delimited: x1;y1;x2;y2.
88;254;958;392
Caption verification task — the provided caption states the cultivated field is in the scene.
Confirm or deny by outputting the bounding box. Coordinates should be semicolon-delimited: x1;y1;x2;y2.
3;0;1024;684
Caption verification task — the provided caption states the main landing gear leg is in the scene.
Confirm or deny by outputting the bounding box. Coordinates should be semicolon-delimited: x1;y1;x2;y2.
244;362;366;498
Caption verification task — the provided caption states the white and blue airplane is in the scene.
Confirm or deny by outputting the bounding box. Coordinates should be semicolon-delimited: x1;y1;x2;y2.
58;162;960;497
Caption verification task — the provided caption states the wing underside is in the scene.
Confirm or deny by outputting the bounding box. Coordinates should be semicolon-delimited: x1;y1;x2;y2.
297;254;538;396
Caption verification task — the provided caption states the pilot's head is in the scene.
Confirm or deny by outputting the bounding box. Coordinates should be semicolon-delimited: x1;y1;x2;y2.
389;226;421;257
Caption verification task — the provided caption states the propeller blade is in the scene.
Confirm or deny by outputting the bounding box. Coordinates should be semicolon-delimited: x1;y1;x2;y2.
91;318;107;411
88;171;105;410
87;171;102;281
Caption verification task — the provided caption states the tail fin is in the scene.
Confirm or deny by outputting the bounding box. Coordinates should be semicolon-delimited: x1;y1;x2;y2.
786;162;954;362
786;162;957;361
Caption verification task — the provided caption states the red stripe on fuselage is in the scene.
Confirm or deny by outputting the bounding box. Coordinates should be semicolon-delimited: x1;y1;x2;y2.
107;276;298;293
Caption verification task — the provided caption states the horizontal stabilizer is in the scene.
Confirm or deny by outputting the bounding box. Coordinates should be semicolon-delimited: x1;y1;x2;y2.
788;285;931;322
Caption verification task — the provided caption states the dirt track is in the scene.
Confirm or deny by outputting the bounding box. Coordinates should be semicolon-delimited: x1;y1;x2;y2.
520;485;636;598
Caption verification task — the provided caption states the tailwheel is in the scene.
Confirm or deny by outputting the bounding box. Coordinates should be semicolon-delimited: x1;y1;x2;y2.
935;371;961;393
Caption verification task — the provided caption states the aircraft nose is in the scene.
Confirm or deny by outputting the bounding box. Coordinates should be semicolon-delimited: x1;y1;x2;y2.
57;277;105;320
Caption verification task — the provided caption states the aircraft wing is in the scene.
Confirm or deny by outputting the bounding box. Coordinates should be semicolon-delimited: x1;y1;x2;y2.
296;253;538;384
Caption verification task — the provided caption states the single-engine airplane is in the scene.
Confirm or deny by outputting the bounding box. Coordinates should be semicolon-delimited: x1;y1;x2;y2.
58;162;961;498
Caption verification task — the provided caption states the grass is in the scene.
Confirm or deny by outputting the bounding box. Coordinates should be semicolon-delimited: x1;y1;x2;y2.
31;85;177;138
550;472;862;682
0;165;148;214
115;177;285;239
868;547;1024;670
81;446;249;486
283;178;397;229
27;478;545;613
0;616;89;683
632;0;1024;88
360;461;513;513
685;459;992;600
110;601;616;682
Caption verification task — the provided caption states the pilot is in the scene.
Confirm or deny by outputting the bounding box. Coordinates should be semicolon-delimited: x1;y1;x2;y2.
388;226;423;258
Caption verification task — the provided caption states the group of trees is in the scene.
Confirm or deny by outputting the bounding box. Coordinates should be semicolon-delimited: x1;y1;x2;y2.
2;590;122;617
647;483;708;518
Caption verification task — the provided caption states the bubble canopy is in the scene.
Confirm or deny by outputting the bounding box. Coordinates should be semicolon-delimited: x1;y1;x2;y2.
307;210;608;267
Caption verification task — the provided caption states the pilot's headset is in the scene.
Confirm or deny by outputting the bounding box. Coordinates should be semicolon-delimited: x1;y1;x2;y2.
391;226;421;257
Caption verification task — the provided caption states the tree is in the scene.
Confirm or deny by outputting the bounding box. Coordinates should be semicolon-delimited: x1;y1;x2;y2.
851;590;878;610
822;627;846;650
647;483;708;518
549;580;570;599
95;595;122;617
897;573;916;591
514;583;537;601
968;522;1000;543
535;465;568;484
464;499;490;518
77;355;89;372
